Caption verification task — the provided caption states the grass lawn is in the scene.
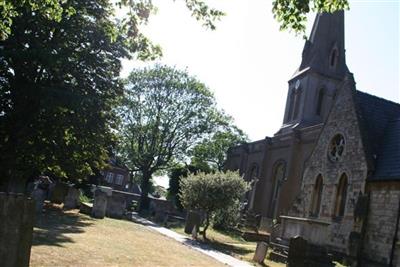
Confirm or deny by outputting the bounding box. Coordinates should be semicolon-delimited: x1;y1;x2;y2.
169;225;285;267
30;205;225;267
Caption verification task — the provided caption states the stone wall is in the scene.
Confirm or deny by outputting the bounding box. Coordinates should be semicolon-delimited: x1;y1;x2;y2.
0;192;35;267
363;182;400;266
283;75;369;257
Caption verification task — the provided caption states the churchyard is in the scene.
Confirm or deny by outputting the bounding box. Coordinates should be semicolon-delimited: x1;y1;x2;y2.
29;203;285;267
30;204;225;267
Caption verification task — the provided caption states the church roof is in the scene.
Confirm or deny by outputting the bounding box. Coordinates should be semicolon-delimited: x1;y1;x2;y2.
355;90;400;181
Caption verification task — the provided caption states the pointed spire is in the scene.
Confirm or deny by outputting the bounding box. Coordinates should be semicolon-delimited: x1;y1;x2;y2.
296;11;349;79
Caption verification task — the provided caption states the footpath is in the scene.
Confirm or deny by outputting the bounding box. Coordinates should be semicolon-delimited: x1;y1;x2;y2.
130;213;254;267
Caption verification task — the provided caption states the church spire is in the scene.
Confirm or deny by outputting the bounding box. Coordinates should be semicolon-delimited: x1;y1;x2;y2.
296;11;348;79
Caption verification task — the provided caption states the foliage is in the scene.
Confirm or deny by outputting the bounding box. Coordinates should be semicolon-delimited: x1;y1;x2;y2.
179;171;248;239
151;184;167;198
272;0;349;35
0;1;224;58
119;65;219;211
79;189;92;204
191;120;248;171
168;163;211;211
0;0;130;190
0;0;350;44
212;199;241;230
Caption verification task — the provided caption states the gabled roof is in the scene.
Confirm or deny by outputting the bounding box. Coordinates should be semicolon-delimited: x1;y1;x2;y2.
355;90;400;181
374;118;400;180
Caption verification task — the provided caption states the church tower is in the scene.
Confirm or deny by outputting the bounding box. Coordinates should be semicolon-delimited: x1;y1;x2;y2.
279;11;349;134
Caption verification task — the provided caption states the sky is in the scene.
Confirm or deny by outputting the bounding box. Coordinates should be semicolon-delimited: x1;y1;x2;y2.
121;1;399;188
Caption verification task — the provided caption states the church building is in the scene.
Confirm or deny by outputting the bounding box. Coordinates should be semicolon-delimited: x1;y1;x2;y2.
225;11;400;266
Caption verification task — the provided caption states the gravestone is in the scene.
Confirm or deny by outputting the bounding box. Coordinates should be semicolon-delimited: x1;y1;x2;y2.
106;193;126;219
288;236;334;267
50;182;69;204
0;192;35;267
288;236;308;267
184;210;201;234
64;186;80;209
253;242;269;263
92;190;108;218
31;187;47;213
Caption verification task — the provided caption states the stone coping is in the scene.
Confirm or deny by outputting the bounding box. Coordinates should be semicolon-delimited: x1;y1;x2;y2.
280;215;331;225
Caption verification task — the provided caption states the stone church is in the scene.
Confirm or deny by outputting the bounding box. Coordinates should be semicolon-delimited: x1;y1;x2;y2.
225;11;400;266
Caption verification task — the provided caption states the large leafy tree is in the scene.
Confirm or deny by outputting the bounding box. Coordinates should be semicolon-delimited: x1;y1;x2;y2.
0;0;131;191
0;0;224;41
179;171;248;239
119;65;219;211
0;1;349;42
191;120;248;171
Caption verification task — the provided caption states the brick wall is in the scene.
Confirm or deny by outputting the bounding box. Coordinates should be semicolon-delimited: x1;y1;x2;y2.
364;182;400;265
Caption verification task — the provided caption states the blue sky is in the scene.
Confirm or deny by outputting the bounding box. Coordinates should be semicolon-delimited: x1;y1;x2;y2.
121;0;399;142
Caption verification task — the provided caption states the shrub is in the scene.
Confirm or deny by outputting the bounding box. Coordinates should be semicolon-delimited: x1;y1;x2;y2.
179;171;248;239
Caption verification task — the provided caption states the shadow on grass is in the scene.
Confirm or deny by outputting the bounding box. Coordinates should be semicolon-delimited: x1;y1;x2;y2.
32;203;94;247
201;238;254;256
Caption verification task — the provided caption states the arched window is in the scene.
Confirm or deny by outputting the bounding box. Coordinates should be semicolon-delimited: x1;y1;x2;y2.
287;91;295;122
292;88;302;120
333;174;348;218
269;161;286;219
316;88;324;116
247;164;259;210
310;175;323;217
248;165;259;181
330;48;338;67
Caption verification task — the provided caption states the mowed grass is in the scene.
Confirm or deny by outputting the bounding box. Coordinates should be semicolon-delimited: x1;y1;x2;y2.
170;226;285;267
30;205;224;267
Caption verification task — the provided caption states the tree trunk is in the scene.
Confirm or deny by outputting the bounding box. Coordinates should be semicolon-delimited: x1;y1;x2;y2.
202;212;210;240
139;171;152;212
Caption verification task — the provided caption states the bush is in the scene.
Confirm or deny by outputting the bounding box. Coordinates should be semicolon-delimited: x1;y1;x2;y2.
212;199;241;230
180;171;248;239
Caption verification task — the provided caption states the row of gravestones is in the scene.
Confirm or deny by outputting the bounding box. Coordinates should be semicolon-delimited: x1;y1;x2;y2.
185;211;335;266
252;236;335;266
91;186;128;219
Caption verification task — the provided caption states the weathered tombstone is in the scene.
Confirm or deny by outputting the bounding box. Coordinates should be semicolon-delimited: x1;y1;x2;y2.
50;182;69;204
106;193;126;219
79;202;93;215
92;190;108;219
31;187;47;213
184;210;201;234
0;192;35;267
64;186;80;209
191;224;198;240
154;209;166;222
288;236;308;267
253;242;269;263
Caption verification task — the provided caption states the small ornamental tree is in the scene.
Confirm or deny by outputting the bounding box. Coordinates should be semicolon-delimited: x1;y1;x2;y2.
168;163;211;211
179;171;248;239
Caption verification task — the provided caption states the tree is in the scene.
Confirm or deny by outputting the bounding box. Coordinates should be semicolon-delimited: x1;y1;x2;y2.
0;1;350;42
272;0;349;35
191;121;248;171
0;0;131;192
119;65;219;211
179;171;248;239
0;1;224;45
168;163;211;211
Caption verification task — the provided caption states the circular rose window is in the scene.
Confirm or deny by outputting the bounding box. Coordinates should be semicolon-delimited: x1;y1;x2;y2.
328;134;345;162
